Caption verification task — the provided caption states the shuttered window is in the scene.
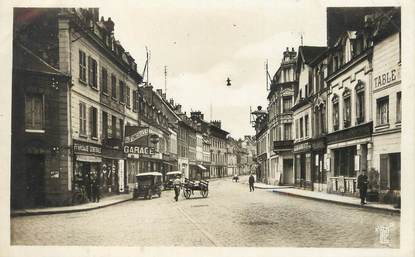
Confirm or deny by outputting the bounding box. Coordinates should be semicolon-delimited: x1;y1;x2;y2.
25;94;44;130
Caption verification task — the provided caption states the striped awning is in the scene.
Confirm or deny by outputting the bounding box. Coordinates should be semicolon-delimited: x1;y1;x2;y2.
197;164;207;170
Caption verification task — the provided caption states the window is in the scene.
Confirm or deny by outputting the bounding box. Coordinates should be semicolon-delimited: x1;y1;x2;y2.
304;115;309;137
90;107;98;139
283;97;292;113
305;85;308;98
300;117;304;138
133;90;138;112
343;94;351;128
119;119;124;139
397;92;401;123
320;107;326;133
377;96;389;125
126;87;131;108
79;50;87;82
332;95;339;131
111;115;117;138
25;94;44;130
284;123;292;140
102;111;108;139
88;56;98;89
119;81;125;103
79;102;87;136
101;67;108;94
356;90;365;124
111;75;117;99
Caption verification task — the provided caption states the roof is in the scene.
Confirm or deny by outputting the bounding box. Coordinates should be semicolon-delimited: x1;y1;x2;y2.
13;43;67;77
298;46;328;65
136;172;163;177
166;171;182;175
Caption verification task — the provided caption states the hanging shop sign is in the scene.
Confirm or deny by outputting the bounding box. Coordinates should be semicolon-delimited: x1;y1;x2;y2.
118;160;125;193
124;126;150;145
354;155;360;171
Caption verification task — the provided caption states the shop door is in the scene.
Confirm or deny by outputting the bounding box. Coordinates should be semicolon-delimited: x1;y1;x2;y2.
283;159;293;185
25;154;45;207
389;153;401;190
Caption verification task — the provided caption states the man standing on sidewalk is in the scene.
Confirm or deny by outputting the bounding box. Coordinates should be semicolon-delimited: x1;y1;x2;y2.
173;175;181;201
249;173;255;192
357;172;368;205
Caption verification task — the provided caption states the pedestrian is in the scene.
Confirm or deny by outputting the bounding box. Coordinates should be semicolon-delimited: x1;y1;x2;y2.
91;172;100;203
357;171;368;205
249;173;255;192
173;175;181;201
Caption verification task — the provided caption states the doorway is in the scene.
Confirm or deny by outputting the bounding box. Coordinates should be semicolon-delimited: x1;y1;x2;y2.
283;159;294;185
25;154;45;207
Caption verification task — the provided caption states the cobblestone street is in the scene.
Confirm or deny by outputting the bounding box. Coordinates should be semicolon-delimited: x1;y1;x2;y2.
11;178;400;247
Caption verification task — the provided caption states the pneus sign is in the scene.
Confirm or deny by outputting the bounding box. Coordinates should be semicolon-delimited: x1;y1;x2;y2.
123;126;157;155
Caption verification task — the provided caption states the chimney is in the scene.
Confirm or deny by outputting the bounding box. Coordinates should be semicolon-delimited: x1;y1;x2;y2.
175;104;182;113
169;98;174;106
211;120;221;129
156;89;162;95
103;17;114;34
162;93;166;99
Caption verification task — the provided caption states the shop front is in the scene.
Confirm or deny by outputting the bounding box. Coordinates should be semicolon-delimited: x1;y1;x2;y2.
293;140;312;190
73;140;103;201
311;137;327;192
326;122;372;197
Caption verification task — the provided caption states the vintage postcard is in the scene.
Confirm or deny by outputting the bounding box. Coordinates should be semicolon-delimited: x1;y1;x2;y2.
1;0;414;257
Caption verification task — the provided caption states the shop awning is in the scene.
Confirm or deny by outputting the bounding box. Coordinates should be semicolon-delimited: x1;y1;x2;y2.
197;164;207;170
76;155;102;163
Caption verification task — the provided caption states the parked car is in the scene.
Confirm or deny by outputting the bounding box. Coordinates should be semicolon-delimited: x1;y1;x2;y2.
133;172;162;200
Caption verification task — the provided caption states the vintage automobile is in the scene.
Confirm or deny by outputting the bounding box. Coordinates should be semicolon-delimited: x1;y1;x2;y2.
133;172;163;200
164;171;182;190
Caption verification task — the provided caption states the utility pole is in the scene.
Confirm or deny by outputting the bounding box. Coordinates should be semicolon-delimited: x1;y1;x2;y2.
164;65;167;94
265;60;269;91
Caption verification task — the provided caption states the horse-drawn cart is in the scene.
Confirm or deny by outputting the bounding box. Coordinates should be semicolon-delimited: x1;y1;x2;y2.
182;178;209;199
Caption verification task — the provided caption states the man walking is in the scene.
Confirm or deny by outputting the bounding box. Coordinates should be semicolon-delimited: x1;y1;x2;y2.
173;175;181;201
249;173;255;192
357;171;368;205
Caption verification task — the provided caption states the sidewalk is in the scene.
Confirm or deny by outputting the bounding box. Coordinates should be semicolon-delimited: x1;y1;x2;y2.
11;192;133;217
243;178;400;214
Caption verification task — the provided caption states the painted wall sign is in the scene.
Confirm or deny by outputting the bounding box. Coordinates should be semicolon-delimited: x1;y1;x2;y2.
374;69;398;89
73;140;102;154
123;146;156;155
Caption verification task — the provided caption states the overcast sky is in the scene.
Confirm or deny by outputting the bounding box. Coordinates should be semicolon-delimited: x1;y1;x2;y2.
100;0;327;138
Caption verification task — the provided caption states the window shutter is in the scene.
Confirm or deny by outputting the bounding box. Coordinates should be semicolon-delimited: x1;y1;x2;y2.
379;154;389;190
88;56;92;86
89;107;93;137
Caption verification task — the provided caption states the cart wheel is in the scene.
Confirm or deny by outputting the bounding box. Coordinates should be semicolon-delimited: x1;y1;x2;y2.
149;193;153;200
201;189;208;198
183;189;191;199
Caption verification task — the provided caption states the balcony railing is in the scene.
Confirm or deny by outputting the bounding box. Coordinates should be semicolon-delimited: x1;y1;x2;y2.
329;176;357;194
273;140;294;153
